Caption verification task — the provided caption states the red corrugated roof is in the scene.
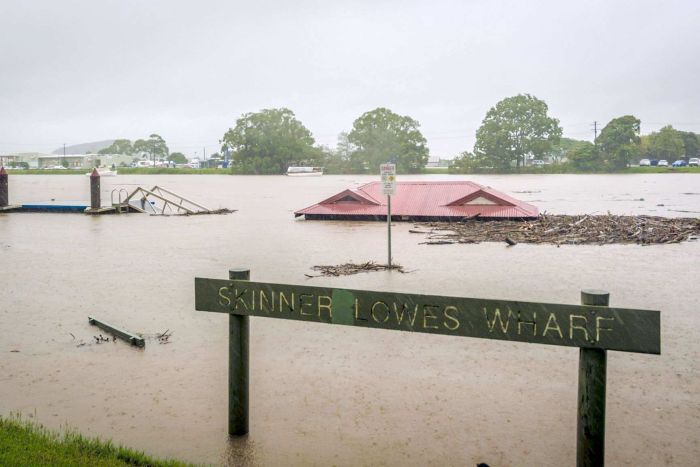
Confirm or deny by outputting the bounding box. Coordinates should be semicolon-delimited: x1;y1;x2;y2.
295;181;538;220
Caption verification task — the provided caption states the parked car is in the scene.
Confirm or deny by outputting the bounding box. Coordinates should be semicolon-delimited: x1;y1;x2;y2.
639;159;651;166
689;158;700;167
649;159;659;166
671;160;687;167
531;160;545;167
658;160;669;167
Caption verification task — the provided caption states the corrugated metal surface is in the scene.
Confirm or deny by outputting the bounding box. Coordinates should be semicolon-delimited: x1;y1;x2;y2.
295;181;538;219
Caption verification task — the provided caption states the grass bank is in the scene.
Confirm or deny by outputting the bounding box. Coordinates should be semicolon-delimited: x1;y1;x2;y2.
0;415;191;466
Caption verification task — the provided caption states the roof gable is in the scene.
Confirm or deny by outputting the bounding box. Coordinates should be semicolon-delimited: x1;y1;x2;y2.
445;189;515;207
319;189;381;206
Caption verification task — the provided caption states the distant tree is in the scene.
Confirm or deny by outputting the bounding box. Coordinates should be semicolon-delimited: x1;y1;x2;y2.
549;137;585;164
597;116;640;170
221;108;321;174
649;126;685;161
134;134;169;162
98;139;134;155
347;108;429;173
567;141;603;171
448;151;481;173
474;94;562;169
679;131;700;159
169;152;187;164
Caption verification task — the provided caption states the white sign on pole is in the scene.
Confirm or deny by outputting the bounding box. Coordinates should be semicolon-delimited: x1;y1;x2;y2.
380;163;396;196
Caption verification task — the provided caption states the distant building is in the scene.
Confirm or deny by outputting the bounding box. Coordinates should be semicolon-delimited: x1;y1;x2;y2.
426;156;451;168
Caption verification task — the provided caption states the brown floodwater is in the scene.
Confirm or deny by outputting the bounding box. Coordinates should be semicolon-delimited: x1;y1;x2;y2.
1;174;699;466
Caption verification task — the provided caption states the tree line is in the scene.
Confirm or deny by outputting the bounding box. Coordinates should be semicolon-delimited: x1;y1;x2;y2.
221;107;428;174
451;95;699;173
98;134;188;164
98;97;699;174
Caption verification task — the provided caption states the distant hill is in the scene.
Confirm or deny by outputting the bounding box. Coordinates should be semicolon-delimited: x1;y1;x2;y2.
52;140;114;155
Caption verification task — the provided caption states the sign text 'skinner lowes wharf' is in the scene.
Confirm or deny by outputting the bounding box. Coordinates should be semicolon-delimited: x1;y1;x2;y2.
195;279;660;354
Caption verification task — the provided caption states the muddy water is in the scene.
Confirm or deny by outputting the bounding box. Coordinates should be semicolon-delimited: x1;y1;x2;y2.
1;174;699;466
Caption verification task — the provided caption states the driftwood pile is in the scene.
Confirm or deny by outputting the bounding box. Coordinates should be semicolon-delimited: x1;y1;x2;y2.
307;261;406;277
412;213;700;246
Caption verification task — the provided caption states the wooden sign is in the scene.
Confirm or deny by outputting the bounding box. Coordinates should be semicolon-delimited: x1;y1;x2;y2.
195;278;660;354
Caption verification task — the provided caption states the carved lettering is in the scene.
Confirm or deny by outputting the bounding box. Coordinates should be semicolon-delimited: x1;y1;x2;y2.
569;315;589;341
517;310;537;336
317;295;332;320
354;298;367;321
279;291;294;313
542;313;563;339
218;286;231;307
484;307;514;333
443;306;460;331
299;294;314;316
234;288;249;311
595;316;614;342
259;290;274;313
393;303;418;327
371;301;390;323
422;305;440;329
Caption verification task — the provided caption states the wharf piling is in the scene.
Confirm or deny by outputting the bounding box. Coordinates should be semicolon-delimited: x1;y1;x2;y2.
90;168;100;209
85;168;116;215
0;167;7;207
0;167;20;212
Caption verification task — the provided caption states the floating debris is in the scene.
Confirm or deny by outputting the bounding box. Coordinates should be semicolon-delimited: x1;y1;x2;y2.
156;329;173;344
413;213;700;246
167;208;235;216
93;334;112;344
307;261;408;277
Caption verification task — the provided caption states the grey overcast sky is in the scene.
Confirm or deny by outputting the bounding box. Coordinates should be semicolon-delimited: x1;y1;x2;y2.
1;0;698;157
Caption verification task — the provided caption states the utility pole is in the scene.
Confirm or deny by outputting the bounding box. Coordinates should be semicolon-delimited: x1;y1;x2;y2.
63;143;66;167
593;121;598;145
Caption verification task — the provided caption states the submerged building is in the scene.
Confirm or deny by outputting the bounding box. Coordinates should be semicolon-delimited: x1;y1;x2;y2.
295;181;538;221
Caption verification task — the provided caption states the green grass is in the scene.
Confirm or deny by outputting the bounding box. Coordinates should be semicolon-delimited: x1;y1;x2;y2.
621;166;700;174
116;168;229;175
0;415;192;467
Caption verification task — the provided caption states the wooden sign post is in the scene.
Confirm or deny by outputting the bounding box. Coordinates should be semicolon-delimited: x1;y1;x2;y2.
195;271;661;465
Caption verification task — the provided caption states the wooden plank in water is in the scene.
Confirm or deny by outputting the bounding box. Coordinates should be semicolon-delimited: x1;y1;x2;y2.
88;316;145;347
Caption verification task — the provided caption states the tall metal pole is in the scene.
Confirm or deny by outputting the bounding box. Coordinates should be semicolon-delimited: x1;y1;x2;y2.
387;194;392;267
577;289;609;466
228;268;250;436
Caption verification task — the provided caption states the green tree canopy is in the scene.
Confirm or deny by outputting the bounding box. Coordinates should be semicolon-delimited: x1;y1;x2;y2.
133;134;169;161
221;108;321;174
679;131;699;159
597;116;640;169
98;139;133;155
567;141;602;171
474;94;562;169
169;152;187;164
649;126;685;161
347;108;429;173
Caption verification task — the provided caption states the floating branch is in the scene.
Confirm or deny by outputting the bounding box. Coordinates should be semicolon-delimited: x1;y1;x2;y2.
307;261;407;277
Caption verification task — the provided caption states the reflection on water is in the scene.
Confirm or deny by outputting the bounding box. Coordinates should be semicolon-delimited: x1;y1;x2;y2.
1;174;699;466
